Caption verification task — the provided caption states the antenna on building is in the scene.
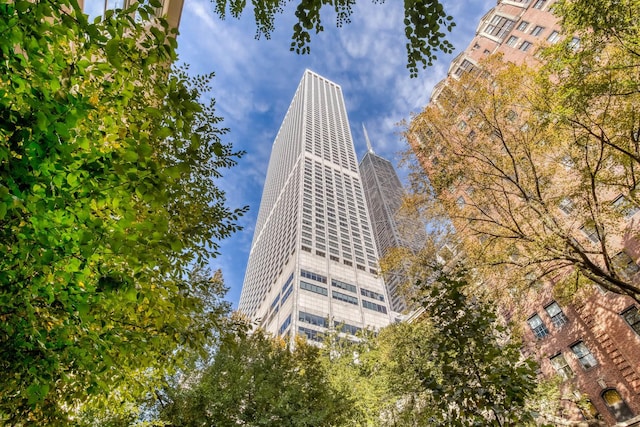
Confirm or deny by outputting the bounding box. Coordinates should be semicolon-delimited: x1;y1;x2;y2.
363;123;374;154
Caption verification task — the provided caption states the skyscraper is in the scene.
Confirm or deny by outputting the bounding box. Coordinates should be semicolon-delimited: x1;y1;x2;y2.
359;127;425;312
239;70;392;342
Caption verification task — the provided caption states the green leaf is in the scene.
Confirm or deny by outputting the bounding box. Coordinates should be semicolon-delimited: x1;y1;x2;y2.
105;38;121;68
26;383;50;405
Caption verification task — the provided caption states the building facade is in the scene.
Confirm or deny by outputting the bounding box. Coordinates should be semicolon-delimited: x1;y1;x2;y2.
359;130;425;313
432;0;561;101
79;0;184;29
239;70;392;343
408;1;640;425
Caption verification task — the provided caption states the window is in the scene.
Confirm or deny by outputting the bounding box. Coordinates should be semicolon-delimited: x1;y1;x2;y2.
530;25;545;36
484;15;515;40
527;314;549;339
517;21;529;31
279;314;291;335
506;35;519;46
602;389;635;422
545;302;569;328
467;130;476;141
519;41;533;52
532;0;546;9
560;154;575;168
456;196;465;208
300;269;327;283
332;291;358;305
454;59;475;77
332;279;357;293
299;311;328;328
571;342;597;369
361;288;385;301
559;198;575;215
362;300;388;314
550;353;574;379
300;280;328;296
336;322;361;335
568;37;580;50
613;251;640;278
622;306;640;335
547;30;560;43
281;285;294;304
580;224;600;243
298;326;323;342
270;294;280;311
612;195;640;218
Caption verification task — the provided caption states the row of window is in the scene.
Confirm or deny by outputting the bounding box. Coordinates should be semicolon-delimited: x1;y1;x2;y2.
362;300;388;314
560;194;639;246
527;301;569;339
279;314;291;336
299;311;328;328
535;302;640;332
298;326;323;342
539;306;640;376
299;282;388;314
304;270;384;301
300;280;328;296
301;269;327;284
361;288;385;302
297;311;362;336
550;341;597;379
332;278;356;293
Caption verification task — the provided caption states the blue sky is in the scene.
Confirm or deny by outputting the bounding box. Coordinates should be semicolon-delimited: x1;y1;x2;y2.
175;0;494;308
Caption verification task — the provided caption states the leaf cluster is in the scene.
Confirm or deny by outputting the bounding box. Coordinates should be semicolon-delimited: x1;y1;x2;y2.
407;49;640;303
211;0;455;77
155;329;356;426
0;1;245;422
320;270;538;426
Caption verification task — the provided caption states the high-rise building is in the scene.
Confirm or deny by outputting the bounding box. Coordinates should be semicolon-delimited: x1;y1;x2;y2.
239;70;392;342
359;127;425;312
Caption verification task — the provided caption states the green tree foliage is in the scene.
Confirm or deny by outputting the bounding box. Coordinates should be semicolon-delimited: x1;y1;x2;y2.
211;0;456;77
319;329;392;426
553;0;639;52
321;269;538;426
0;0;246;422
384;269;537;426
155;329;356;426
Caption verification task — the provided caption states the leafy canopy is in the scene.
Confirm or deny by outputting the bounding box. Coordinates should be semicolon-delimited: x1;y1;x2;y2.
407;50;640;303
0;0;246;422
155;329;356;427
211;0;456;77
321;268;538;426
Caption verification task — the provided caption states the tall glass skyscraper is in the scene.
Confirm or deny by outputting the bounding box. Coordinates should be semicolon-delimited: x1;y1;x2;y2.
359;129;426;313
239;70;392;342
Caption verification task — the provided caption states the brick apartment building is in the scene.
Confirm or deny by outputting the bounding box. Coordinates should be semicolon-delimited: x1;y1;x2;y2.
408;0;640;425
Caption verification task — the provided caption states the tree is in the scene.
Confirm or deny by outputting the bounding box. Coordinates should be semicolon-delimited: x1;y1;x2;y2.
0;1;246;422
155;329;355;427
319;268;538;426
407;52;640;303
318;329;395;426
211;0;456;77
380;269;538;426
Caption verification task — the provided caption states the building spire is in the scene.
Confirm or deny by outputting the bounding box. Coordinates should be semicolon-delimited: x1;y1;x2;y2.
363;123;374;154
